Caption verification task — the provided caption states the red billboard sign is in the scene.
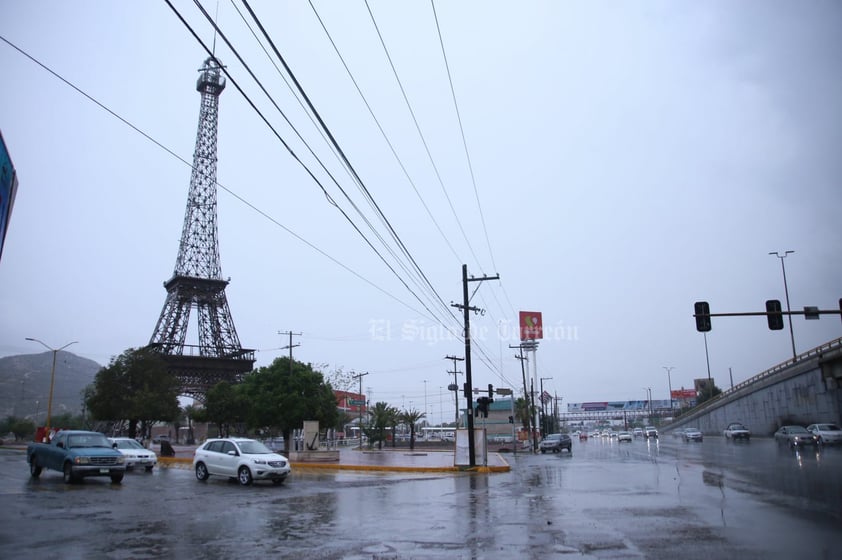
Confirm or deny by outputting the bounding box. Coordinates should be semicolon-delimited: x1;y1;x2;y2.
519;311;543;340
671;389;697;400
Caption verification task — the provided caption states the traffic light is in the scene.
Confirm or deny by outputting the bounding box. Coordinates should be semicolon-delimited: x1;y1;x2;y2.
766;299;784;330
694;301;711;332
488;384;494;399
475;397;490;418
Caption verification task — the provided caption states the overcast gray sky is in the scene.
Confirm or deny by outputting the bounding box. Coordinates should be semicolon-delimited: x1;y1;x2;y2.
1;1;840;424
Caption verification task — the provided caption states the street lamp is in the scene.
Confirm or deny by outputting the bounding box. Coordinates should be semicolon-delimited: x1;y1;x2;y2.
25;337;77;438
769;250;797;359
662;367;675;413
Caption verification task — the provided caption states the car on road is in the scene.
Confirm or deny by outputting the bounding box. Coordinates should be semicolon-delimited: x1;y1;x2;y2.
773;425;819;449
109;437;158;471
632;428;644;438
723;422;751;441
539;433;572;453
644;426;658;439
806;423;842;445
682;427;703;442
193;437;291;486
617;431;632;442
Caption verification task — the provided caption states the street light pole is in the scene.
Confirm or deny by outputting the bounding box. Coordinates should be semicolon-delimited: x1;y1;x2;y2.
662;366;675;413
25;337;77;438
769;251;797;359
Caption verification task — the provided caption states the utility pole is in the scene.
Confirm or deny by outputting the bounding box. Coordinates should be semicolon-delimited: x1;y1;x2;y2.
451;264;499;468
351;371;369;446
278;330;302;376
510;344;533;452
445;355;464;426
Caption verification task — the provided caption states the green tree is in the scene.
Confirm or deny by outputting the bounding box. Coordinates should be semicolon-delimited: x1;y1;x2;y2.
85;348;180;438
696;383;723;406
204;381;248;438
0;416;36;441
368;401;398;450
398;408;425;450
515;397;533;432
183;404;198;444
239;357;338;456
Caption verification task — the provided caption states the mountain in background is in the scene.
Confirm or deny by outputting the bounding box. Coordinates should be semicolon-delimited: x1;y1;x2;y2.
0;352;102;420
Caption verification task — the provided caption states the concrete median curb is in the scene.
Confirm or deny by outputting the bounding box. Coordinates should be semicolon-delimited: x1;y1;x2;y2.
158;453;510;473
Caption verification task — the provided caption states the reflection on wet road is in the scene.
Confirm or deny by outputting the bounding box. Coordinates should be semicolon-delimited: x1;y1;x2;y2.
1;437;840;559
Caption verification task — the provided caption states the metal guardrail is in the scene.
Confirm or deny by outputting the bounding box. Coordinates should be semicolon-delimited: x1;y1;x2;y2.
690;336;842;414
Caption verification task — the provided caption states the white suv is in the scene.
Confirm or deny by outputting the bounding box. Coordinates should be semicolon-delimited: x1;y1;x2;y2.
644;426;659;439
193;438;291;486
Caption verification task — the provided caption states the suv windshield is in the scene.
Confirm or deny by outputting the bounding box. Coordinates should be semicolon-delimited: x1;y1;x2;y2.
238;440;273;454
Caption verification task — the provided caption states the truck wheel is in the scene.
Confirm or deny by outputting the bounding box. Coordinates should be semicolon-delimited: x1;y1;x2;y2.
63;463;76;484
195;462;209;481
237;466;253;486
110;473;124;484
30;459;42;478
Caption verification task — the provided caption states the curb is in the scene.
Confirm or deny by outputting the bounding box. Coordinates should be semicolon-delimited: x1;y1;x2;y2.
158;454;511;474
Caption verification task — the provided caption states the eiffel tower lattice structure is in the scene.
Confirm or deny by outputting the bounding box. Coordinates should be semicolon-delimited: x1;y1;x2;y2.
148;56;254;401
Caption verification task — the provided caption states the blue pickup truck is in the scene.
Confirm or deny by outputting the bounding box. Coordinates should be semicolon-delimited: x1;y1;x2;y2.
27;430;126;483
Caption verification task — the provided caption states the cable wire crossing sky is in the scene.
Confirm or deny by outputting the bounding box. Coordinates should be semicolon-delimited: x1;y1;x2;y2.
0;1;840;422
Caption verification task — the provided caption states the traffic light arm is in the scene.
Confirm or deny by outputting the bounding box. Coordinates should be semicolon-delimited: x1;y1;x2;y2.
695;309;841;318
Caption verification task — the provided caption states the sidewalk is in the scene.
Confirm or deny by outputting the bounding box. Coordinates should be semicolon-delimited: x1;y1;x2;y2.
161;444;510;473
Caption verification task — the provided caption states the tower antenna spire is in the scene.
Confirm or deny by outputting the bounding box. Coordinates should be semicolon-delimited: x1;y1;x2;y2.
211;1;219;56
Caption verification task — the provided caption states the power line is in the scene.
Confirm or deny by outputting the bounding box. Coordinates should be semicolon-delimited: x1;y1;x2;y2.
0;33;437;323
306;0;464;266
214;0;460;330
168;0;458;330
363;0;484;273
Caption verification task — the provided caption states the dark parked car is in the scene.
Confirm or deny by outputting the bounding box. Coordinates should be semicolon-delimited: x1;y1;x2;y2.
539;433;572;453
774;425;819;449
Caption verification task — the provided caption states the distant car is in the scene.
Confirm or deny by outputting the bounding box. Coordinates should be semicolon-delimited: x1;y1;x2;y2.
644;426;658;439
578;432;588;440
193;437;291;486
589;431;600;439
617;431;632;442
632;428;644;438
774;425;819;449
672;428;686;439
806;423;842;445
723;422;751;441
682;428;703;442
109;437;158;471
539;433;572;453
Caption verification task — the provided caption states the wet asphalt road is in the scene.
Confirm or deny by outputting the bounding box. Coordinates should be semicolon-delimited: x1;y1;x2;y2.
1;436;840;559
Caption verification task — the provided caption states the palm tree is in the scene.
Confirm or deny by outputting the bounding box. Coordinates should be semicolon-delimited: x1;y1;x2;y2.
398;409;426;450
368;402;399;450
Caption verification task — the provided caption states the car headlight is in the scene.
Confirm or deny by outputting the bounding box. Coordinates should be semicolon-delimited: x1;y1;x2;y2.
115;456;125;464
252;459;267;465
74;457;90;465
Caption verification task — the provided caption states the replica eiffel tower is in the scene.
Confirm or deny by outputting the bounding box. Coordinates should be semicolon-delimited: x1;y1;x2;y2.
148;56;254;400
